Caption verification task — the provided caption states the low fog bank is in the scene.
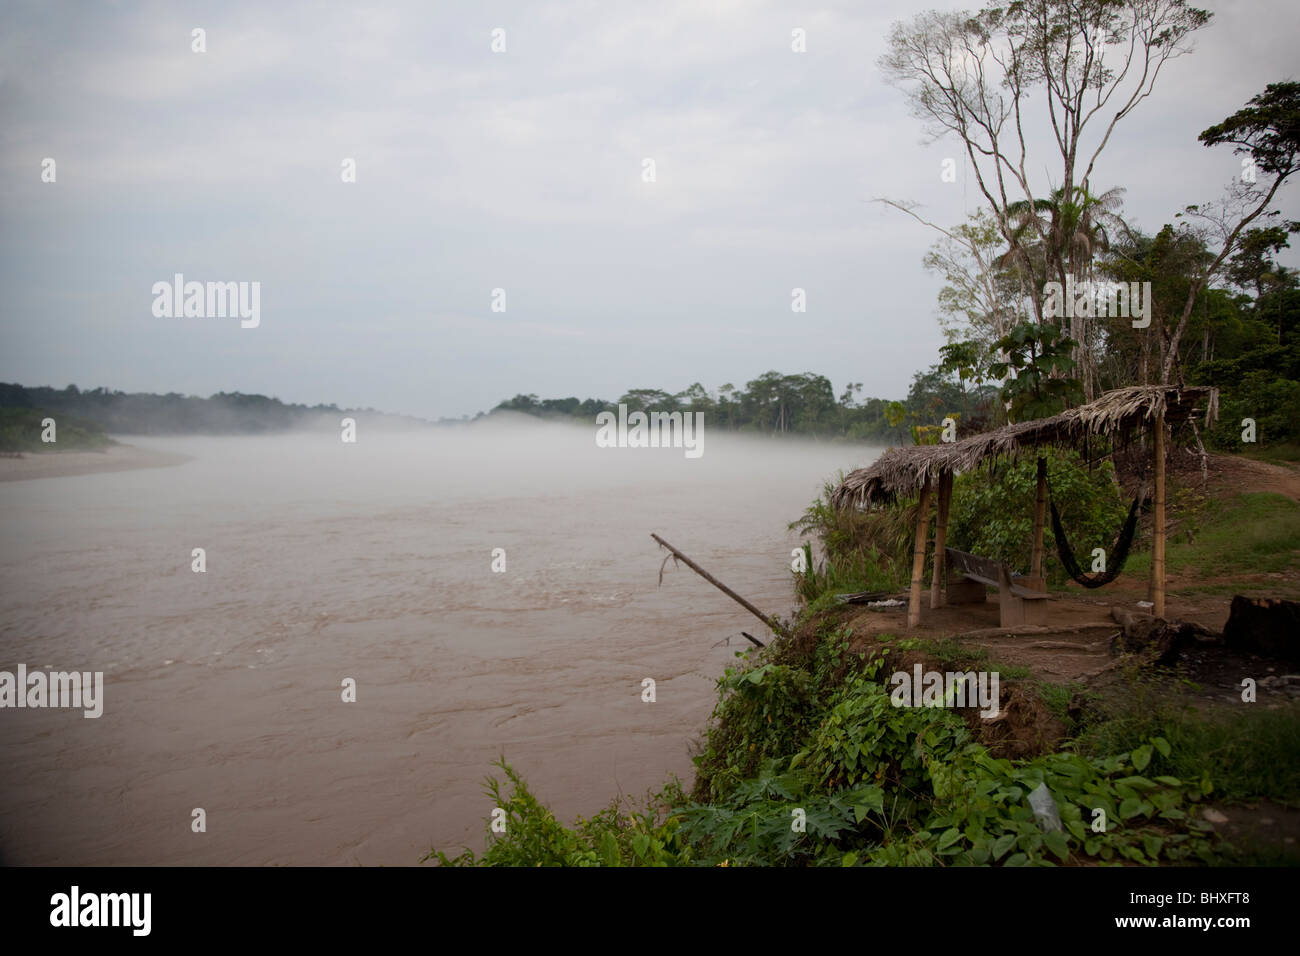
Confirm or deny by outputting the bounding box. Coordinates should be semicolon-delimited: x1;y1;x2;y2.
115;416;885;516
0;383;439;436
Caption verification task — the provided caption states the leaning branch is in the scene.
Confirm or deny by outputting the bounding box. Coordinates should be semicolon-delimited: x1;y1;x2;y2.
651;533;790;639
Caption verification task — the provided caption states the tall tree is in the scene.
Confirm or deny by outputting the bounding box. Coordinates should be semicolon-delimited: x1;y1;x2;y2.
1162;82;1300;382
880;0;1211;396
1002;184;1127;398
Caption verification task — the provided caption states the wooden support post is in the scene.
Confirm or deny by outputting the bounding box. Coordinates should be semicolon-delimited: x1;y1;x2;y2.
1151;411;1166;618
930;470;952;610
1030;456;1047;580
908;476;933;629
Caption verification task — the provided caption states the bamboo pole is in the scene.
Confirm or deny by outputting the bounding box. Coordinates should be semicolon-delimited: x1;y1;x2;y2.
930;470;952;609
908;476;933;629
1030;456;1047;580
1151;411;1166;618
650;533;790;638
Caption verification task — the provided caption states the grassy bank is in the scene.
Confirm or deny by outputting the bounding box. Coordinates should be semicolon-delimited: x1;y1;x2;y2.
0;407;116;453
434;616;1300;866
432;615;1299;866
1241;443;1300;465
1123;491;1300;582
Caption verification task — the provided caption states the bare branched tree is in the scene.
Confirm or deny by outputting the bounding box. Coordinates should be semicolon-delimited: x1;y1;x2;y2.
878;0;1212;393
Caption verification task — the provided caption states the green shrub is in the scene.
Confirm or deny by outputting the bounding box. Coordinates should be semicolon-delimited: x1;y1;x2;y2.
430;758;692;867
868;739;1217;866
691;659;817;802
947;449;1128;585
1076;696;1300;806
437;622;1228;867
674;759;883;866
0;407;115;453
804;663;971;795
1206;370;1300;450
789;476;914;606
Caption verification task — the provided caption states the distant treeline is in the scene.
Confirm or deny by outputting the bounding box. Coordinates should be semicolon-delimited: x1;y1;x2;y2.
492;369;999;442
0;383;436;436
0;367;1000;444
0;406;116;453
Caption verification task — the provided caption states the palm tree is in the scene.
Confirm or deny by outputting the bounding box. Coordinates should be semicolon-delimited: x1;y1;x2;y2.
998;185;1127;400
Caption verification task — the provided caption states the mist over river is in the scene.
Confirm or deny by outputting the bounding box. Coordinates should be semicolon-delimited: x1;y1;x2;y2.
0;419;881;865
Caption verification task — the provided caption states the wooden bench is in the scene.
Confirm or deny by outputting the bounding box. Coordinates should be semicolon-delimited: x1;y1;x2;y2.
945;547;1049;627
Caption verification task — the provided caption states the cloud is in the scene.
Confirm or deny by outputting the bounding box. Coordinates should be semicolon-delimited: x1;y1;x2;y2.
0;0;1296;419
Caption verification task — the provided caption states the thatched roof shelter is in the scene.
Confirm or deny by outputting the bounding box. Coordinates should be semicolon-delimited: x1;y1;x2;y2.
830;385;1219;629
832;385;1218;510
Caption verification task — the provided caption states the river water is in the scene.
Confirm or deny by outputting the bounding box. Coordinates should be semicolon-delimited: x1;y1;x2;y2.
0;419;880;865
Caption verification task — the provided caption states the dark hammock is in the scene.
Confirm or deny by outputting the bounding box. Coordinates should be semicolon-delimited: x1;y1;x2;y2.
1048;481;1145;588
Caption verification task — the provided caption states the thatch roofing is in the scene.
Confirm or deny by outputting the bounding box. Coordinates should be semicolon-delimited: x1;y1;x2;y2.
832;385;1218;509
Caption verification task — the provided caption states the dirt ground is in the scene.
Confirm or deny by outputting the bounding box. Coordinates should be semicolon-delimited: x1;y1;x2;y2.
1209;452;1300;502
1198;799;1300;862
834;454;1300;693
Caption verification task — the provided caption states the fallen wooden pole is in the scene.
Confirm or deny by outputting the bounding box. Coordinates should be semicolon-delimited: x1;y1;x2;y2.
740;631;766;648
651;533;789;639
955;623;1118;642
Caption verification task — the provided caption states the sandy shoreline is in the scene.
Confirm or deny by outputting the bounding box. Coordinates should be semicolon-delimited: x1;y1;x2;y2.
0;443;191;482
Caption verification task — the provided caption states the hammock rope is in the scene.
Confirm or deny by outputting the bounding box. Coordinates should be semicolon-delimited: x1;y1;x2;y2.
1048;478;1145;588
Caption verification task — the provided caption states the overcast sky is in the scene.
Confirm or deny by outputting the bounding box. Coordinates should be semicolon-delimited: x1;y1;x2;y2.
1;0;1296;420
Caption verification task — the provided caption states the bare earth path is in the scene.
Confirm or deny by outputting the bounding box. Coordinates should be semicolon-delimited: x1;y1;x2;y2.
1205;453;1300;502
840;453;1300;687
